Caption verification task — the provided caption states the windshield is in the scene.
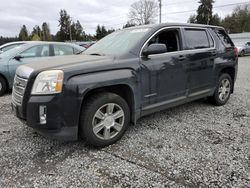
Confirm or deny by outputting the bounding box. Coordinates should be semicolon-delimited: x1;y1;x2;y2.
0;45;24;59
84;28;150;56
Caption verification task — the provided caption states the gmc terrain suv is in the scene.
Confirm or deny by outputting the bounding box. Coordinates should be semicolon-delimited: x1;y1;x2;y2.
12;23;238;147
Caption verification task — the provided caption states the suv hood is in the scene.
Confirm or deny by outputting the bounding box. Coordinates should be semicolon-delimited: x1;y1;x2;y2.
16;55;117;78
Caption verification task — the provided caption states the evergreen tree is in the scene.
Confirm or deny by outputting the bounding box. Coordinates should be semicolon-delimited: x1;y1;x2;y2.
96;25;102;40
95;25;110;40
56;9;71;41
196;0;215;25
75;20;84;41
31;34;41;41
18;25;29;41
31;25;42;39
221;5;250;33
188;14;197;23
41;22;52;41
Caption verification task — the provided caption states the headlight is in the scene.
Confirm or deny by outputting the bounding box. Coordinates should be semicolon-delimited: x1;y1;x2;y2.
31;70;64;95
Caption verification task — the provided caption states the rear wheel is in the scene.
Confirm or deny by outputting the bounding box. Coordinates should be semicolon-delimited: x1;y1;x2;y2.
209;73;232;106
79;92;130;147
240;50;245;57
0;76;7;96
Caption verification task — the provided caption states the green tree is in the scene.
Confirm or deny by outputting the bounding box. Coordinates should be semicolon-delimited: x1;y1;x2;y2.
19;25;29;41
187;0;221;26
75;20;84;41
196;0;215;24
31;34;41;41
56;9;71;41
95;25;102;40
31;25;41;40
41;22;52;41
210;13;221;26
188;14;197;23
95;25;110;40
221;5;250;33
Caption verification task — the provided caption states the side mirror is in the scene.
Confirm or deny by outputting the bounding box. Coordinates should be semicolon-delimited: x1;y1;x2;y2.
14;55;24;61
142;43;167;56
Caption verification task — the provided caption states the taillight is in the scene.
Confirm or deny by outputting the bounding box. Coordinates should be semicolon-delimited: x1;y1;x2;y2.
234;47;238;57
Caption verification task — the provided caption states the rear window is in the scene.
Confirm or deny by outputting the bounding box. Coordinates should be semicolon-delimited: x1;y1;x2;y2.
215;29;234;48
184;29;211;50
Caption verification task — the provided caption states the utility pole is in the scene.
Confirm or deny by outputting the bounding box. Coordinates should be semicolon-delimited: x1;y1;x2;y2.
158;0;162;23
69;17;72;42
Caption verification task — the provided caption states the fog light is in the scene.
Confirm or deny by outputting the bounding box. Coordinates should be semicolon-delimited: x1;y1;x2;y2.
39;105;47;125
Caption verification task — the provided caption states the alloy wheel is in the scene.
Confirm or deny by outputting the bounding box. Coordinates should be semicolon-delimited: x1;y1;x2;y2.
92;103;125;140
218;78;231;102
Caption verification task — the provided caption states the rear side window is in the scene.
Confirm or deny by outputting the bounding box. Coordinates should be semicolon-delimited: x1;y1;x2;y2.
184;29;211;50
215;29;234;48
2;44;23;52
54;45;74;56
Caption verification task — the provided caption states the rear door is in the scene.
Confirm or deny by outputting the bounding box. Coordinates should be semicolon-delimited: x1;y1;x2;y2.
182;28;216;97
53;44;75;56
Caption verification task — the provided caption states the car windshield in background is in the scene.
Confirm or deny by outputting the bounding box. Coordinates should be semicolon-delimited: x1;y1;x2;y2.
0;45;23;59
84;28;150;56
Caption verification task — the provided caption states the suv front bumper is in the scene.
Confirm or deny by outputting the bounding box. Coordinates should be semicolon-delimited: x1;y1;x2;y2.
12;95;79;141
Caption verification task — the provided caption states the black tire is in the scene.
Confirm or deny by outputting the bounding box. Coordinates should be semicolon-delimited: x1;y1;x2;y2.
209;73;232;106
0;76;7;96
79;92;130;147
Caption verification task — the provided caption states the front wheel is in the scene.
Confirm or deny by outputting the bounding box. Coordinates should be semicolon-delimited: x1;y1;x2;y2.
79;92;130;147
209;73;233;106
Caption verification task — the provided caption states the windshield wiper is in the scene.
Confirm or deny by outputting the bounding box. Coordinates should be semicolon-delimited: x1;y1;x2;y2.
89;53;102;56
76;50;85;55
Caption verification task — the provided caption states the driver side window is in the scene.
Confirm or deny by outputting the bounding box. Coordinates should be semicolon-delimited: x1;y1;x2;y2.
148;29;181;53
20;45;50;58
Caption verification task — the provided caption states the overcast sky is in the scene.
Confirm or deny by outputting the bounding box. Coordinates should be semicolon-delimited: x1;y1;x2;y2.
0;0;249;37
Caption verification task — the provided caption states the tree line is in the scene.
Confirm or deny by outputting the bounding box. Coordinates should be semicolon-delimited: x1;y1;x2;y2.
1;0;250;45
188;0;250;33
17;9;115;43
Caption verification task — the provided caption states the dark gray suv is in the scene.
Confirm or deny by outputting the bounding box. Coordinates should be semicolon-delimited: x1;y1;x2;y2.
12;23;238;147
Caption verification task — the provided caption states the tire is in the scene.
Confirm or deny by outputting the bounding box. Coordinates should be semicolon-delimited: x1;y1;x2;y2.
79;92;130;147
240;50;245;57
0;76;7;96
209;73;232;106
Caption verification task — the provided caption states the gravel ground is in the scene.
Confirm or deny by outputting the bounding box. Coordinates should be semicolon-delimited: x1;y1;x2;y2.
0;57;250;188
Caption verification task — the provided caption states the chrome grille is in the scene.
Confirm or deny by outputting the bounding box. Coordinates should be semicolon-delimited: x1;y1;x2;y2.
12;75;28;106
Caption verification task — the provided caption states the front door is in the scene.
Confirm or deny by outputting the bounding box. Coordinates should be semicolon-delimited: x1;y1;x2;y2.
140;28;187;112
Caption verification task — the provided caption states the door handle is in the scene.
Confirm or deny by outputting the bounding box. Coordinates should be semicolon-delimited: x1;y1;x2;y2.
178;55;186;61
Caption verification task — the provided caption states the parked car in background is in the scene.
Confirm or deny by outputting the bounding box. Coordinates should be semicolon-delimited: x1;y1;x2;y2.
0;41;30;54
12;23;238;147
236;42;250;56
0;42;85;95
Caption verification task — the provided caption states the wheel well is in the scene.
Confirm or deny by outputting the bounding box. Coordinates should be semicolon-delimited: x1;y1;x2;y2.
220;67;235;93
0;73;9;89
220;67;235;81
82;84;135;121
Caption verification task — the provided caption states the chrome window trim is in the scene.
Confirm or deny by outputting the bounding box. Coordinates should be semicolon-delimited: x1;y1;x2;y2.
139;26;216;58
